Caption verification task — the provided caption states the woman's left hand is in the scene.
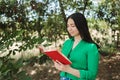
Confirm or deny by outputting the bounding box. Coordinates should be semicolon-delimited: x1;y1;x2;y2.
53;60;71;72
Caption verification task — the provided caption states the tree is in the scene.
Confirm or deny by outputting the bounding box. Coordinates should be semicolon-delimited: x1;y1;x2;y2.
95;0;120;46
0;0;48;79
95;0;120;28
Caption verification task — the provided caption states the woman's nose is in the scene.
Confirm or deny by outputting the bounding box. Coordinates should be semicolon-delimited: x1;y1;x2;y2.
68;27;72;31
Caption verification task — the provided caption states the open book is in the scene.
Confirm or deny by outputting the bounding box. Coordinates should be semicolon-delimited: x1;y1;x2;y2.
38;46;72;65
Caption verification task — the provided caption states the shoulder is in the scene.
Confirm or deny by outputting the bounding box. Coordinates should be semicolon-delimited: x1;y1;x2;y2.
63;38;73;45
85;42;99;55
82;40;98;49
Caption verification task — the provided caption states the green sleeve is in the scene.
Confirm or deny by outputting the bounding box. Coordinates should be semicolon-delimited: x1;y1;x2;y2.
80;44;99;79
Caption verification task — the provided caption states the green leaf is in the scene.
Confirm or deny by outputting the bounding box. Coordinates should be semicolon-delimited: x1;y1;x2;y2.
2;69;11;77
14;58;23;69
17;71;26;77
0;60;3;68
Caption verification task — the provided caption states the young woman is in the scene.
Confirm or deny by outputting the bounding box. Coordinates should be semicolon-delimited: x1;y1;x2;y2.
54;13;100;80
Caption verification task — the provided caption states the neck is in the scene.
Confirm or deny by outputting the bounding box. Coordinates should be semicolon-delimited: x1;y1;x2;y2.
72;35;81;49
74;35;81;42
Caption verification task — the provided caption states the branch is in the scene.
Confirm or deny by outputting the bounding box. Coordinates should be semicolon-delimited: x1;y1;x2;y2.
58;0;67;23
83;0;88;14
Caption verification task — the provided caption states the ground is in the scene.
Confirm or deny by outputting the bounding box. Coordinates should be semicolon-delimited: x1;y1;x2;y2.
23;54;120;80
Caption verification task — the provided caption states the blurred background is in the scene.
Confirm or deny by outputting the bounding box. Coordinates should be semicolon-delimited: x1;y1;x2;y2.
0;0;120;80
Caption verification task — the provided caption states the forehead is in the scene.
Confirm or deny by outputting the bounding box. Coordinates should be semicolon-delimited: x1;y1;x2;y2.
67;18;75;24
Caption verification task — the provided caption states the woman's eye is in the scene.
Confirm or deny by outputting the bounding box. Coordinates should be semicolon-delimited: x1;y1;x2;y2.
67;24;75;28
71;26;75;27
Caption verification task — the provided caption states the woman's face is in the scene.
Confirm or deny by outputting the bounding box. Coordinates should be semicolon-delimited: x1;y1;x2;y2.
67;18;80;37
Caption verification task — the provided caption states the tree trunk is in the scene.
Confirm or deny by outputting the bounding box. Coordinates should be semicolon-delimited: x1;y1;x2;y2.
58;0;67;23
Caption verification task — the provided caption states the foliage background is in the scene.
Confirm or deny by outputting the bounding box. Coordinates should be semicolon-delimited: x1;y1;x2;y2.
0;0;120;80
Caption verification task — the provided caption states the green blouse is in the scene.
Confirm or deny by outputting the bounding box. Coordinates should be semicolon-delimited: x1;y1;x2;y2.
60;38;99;80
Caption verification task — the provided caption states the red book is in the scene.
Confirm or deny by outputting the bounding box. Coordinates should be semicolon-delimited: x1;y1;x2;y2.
44;50;72;65
39;47;72;65
39;46;72;65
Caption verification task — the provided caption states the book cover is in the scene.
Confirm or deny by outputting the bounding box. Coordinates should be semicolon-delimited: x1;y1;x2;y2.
38;47;72;65
39;47;72;65
45;50;72;65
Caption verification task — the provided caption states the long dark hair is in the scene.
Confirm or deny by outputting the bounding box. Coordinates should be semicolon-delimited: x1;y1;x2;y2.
67;12;100;48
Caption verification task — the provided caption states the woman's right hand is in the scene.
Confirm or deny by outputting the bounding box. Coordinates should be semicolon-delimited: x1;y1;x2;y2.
38;45;44;53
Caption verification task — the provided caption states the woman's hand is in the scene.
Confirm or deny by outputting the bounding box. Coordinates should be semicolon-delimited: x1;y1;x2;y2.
54;60;80;78
38;45;45;53
53;60;71;72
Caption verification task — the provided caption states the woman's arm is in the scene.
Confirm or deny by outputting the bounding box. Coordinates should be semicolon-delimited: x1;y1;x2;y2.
54;60;80;78
79;44;99;79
